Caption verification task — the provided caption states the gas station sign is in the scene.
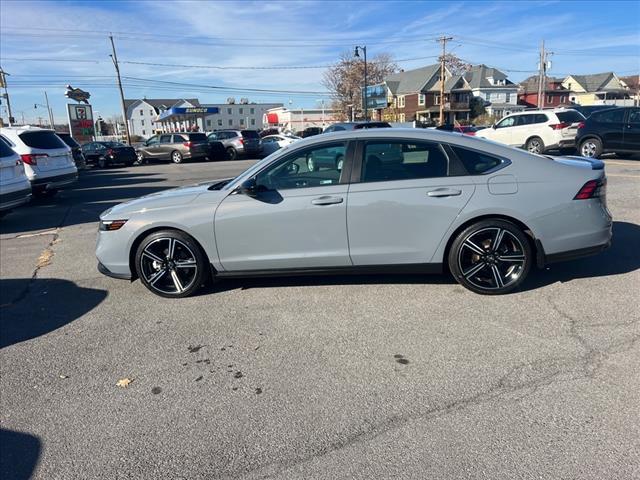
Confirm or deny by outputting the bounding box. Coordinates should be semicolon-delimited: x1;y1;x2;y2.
67;103;95;143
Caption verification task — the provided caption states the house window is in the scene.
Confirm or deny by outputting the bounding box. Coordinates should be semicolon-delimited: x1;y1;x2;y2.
398;96;405;108
418;94;425;106
250;108;255;114
399;113;405;122
141;120;145;126
140;109;144;116
505;93;510;103
227;108;232;115
218;119;223;126
206;119;212;127
560;96;566;103
250;118;256;126
150;110;154;115
435;94;440;105
142;129;146;135
240;118;245;125
547;95;553;103
228;119;233;126
239;108;243;115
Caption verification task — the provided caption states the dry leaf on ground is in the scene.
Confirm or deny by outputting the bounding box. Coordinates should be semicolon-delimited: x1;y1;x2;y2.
116;378;133;388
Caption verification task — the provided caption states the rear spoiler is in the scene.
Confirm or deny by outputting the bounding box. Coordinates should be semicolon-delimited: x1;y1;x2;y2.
550;155;604;170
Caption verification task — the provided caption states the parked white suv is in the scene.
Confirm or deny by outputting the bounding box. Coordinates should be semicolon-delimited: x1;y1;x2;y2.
0;126;78;196
0;135;31;215
476;108;585;154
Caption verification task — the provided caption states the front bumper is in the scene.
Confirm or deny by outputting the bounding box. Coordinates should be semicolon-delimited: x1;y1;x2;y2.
0;187;32;211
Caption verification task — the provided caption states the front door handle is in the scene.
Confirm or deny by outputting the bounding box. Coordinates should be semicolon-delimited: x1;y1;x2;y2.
427;188;462;197
311;196;344;205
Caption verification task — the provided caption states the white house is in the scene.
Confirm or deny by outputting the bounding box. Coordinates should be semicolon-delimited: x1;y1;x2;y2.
201;101;282;131
463;65;524;118
125;98;199;138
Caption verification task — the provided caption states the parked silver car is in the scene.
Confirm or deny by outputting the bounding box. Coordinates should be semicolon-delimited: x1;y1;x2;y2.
0;136;31;215
96;129;612;297
207;130;262;160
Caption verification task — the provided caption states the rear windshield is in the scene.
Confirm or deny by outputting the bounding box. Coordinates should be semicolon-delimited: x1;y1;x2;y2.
102;141;125;147
19;131;67;149
185;133;206;142
556;111;585;123
354;122;391;129
59;135;80;148
0;136;16;157
241;130;259;139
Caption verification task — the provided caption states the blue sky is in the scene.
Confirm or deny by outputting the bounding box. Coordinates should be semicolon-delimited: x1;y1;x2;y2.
1;0;638;123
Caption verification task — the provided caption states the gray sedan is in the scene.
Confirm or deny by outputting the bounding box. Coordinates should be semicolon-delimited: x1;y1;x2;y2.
96;129;612;297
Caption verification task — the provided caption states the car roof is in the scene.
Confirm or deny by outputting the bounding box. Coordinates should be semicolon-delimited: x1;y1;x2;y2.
0;126;56;134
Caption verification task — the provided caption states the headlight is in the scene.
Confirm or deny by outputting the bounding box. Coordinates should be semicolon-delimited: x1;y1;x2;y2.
99;219;127;231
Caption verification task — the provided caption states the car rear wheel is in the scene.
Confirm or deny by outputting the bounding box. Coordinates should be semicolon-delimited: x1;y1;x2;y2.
525;137;545;154
135;230;210;298
171;151;183;164
579;138;602;158
136;152;145;164
226;147;237;161
448;219;532;295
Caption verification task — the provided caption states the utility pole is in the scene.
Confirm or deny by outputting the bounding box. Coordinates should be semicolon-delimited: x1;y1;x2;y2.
536;40;551;109
109;35;131;145
437;36;453;125
0;67;14;126
355;46;368;121
44;91;55;130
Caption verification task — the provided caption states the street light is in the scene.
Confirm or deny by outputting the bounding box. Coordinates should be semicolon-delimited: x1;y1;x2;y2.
354;45;367;122
33;103;54;128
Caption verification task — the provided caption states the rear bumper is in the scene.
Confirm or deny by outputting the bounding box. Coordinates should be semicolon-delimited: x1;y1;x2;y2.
98;262;132;280
545;241;611;264
31;172;78;190
0;187;32;211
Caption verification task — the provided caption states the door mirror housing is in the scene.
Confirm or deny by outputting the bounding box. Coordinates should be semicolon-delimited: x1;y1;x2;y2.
237;178;261;196
492;123;497;129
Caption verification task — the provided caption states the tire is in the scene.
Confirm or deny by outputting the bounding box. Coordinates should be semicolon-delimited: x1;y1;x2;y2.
226;147;237;161
135;152;145;164
579;138;603;158
97;156;108;169
525;137;545;154
448;219;532;295
135;230;210;298
171;150;183;164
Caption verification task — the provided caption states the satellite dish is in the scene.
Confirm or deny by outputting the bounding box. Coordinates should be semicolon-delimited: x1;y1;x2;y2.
240;98;249;104
227;97;236;104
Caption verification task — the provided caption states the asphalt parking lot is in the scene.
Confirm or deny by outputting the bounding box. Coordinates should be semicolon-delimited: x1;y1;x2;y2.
1;157;639;479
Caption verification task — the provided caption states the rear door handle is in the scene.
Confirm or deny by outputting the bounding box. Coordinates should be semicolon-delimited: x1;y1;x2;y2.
311;196;344;205
427;188;462;197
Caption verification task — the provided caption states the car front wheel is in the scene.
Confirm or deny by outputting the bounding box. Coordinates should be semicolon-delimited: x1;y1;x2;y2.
448;219;532;295
579;138;602;158
135;230;210;298
226;147;237;160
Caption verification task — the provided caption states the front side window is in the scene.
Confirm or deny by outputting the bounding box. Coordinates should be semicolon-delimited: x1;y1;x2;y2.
146;136;159;145
496;116;516;128
450;146;502;174
255;143;346;190
361;141;448;183
628;108;640;125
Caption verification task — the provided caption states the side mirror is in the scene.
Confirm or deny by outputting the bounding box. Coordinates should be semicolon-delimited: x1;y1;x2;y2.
238;178;258;196
492;124;497;129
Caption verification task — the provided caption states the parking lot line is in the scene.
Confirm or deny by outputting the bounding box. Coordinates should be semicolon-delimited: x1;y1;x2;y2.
606;174;640;179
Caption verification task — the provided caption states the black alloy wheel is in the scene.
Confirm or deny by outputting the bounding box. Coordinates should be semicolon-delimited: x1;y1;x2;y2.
449;219;532;295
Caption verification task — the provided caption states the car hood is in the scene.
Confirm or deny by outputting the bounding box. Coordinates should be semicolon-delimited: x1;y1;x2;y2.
100;180;229;219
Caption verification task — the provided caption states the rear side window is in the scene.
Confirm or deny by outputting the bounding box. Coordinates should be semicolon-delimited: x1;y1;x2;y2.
556;111;584;123
160;135;172;143
188;133;207;142
0;136;15;157
19;131;67;149
628;109;640;125
593;109;625;123
450;146;502;174
240;130;259;139
362;141;448;182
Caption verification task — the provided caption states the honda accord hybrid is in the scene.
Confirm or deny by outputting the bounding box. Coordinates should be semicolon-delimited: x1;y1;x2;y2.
96;129;612;297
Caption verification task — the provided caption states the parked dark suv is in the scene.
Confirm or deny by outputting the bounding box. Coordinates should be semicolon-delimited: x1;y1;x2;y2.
567;104;619;118
57;133;86;169
323;121;391;133
576;107;640;158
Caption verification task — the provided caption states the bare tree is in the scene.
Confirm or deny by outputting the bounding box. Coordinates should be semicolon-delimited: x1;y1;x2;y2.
440;53;472;76
323;52;398;120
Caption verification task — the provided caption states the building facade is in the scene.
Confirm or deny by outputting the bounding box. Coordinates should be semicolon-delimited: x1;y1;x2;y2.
125;98;200;138
518;76;572;109
464;65;523;118
202;101;282;131
263;107;340;133
562;72;631;105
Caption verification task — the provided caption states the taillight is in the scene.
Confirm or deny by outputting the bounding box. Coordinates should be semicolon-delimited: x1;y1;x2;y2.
574;178;605;200
20;153;48;165
107;149;115;156
549;122;570;130
183;141;193;148
577;122;585;129
238;138;244;145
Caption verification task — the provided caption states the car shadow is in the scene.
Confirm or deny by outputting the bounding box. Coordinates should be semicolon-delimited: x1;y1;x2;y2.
200;221;638;295
0;169;171;235
0;428;41;480
0;278;107;349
